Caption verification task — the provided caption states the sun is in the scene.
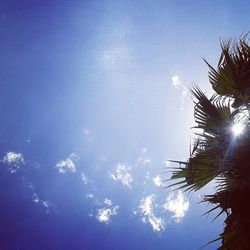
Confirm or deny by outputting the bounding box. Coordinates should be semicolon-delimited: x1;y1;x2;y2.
232;122;245;136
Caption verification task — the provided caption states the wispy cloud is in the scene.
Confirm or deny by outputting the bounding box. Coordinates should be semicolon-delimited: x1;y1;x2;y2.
163;191;189;222
81;172;91;184
31;193;40;203
170;74;188;110
109;163;133;188
137;157;151;165
145;171;150;179
83;128;93;143
152;175;164;187
139;195;165;232
56;153;79;174
136;148;151;167
31;192;56;214
42;200;56;214
85;193;94;199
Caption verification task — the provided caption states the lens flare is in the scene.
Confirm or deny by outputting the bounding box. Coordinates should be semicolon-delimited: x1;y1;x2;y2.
232;122;245;136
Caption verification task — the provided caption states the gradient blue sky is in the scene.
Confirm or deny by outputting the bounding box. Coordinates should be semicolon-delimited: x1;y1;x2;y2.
1;1;250;249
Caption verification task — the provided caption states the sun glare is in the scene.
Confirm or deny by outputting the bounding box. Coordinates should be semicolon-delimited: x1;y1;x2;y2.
232;122;245;136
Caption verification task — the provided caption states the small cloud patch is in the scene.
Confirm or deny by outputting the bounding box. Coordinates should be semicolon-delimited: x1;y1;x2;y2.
42;200;56;214
163;191;189;222
96;198;119;224
109;163;133;188
31;192;56;214
3;152;24;165
153;175;164;187
86;193;94;199
96;206;119;223
56;153;79;174
81;172;91;184
170;74;188;110
171;75;181;87
139;195;165;232
3;152;24;173
104;198;112;206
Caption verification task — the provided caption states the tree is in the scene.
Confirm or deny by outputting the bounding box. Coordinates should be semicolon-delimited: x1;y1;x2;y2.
168;38;250;249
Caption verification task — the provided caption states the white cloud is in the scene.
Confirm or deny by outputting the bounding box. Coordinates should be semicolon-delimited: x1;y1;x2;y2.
170;74;188;110
153;175;164;187
171;75;181;87
139;195;165;232
96;205;119;224
139;195;154;215
42;200;56;214
163;191;189;222
56;153;79;174
43;201;50;208
109;163;133;188
88;212;94;217
137;157;151;166
147;216;166;232
86;193;94;199
31;193;40;203
81;172;91;184
182;89;187;96
3;152;24;165
31;191;56;214
136;148;152;167
104;198;112;206
2;152;24;173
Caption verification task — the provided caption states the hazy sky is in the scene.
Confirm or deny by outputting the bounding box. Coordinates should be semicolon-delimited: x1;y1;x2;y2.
1;1;250;249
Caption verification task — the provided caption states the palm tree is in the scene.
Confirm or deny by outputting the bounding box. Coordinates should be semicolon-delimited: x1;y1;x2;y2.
168;38;250;249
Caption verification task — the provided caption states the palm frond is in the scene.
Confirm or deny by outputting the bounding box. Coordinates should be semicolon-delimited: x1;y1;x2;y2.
205;38;250;107
167;38;250;249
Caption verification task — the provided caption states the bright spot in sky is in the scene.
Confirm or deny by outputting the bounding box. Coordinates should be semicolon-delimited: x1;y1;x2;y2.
86;193;94;199
32;193;40;203
153;175;164;187
171;75;180;87
232;122;245;136
182;89;187;96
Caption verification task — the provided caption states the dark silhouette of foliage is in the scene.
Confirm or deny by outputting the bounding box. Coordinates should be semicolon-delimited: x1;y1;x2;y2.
168;37;250;249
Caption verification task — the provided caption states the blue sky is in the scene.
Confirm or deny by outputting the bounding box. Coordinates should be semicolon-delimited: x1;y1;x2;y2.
0;1;250;249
